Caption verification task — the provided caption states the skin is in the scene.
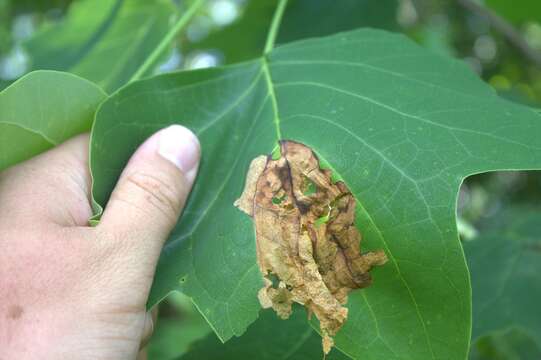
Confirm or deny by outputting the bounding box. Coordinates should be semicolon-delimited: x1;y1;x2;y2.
0;125;200;359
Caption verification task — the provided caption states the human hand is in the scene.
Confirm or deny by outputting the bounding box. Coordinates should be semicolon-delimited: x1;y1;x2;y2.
0;125;200;359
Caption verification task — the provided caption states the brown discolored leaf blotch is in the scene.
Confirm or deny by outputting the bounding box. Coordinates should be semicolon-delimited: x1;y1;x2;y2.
234;140;387;353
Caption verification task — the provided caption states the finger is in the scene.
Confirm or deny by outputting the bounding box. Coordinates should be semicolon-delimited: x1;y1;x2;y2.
0;133;92;227
136;348;148;360
98;125;200;264
140;307;159;349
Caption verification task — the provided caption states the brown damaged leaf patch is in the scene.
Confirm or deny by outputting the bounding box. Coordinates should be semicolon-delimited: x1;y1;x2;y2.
235;140;387;354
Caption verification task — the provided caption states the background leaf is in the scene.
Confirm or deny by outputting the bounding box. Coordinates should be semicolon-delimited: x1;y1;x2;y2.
277;0;398;43
470;327;541;360
90;29;541;359
465;207;541;351
23;0;176;92
183;0;398;65
178;307;350;360
148;293;212;360
0;70;106;171
182;0;275;64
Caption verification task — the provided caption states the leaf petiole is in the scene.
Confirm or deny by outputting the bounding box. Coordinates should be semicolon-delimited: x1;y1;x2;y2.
264;0;288;54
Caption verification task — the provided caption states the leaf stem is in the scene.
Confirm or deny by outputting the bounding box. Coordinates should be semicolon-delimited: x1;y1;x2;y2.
264;0;288;54
130;0;205;82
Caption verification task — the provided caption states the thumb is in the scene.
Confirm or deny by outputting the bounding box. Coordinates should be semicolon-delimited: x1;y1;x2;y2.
98;125;200;263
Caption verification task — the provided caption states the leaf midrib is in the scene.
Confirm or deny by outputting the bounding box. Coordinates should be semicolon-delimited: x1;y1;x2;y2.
261;56;282;139
311;152;436;359
261;53;437;359
0;120;57;145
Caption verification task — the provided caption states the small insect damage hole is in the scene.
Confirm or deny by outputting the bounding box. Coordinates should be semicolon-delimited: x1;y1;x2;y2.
272;193;287;205
234;140;388;354
303;176;317;196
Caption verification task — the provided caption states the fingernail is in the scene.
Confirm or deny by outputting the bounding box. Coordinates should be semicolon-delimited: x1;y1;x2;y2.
158;125;200;179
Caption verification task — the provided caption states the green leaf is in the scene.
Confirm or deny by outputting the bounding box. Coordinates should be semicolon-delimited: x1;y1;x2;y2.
470;327;541;360
178;307;350;360
23;0;176;92
465;208;541;349
0;70;106;171
90;28;541;359
148;293;212;360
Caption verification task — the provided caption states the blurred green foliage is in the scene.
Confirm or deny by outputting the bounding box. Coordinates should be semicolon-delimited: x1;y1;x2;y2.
148;293;211;360
465;208;541;357
178;307;350;360
486;0;541;25
181;0;397;64
22;0;177;92
0;0;12;54
471;328;541;360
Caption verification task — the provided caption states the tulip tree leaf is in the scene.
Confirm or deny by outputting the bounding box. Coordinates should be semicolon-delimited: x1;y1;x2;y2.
465;208;541;350
0;70;106;171
23;0;176;92
90;29;541;359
